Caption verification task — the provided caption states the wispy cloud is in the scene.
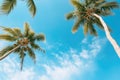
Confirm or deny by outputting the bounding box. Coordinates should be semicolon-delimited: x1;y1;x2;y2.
0;37;106;80
39;37;107;80
0;57;36;80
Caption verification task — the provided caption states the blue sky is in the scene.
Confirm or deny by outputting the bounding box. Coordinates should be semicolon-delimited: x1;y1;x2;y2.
0;0;120;80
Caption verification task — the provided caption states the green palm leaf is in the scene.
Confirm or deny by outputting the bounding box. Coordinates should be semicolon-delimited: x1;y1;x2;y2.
30;42;40;49
1;27;17;36
71;0;83;9
24;22;30;37
26;0;36;17
34;34;45;41
95;0;105;7
0;45;15;58
0;0;16;14
13;28;23;37
88;23;97;36
72;18;83;33
66;12;74;20
85;0;95;6
96;9;113;16
30;42;45;53
28;30;35;40
27;46;36;63
0;34;17;41
101;2;119;9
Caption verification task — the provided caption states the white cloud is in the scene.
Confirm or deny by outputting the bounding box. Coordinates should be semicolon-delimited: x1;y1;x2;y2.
80;49;89;59
0;37;106;80
11;68;35;80
38;75;49;80
0;57;36;80
81;38;88;44
39;37;107;80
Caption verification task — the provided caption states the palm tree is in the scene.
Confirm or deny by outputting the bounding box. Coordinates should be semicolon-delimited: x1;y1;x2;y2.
0;0;36;17
0;22;45;70
66;0;120;57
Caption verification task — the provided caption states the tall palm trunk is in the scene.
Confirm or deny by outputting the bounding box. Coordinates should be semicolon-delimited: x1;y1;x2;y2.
93;13;120;57
0;45;20;60
21;57;24;71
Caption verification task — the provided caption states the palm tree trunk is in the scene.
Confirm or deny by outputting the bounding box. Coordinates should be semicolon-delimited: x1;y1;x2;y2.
93;13;120;57
21;57;24;71
0;45;20;60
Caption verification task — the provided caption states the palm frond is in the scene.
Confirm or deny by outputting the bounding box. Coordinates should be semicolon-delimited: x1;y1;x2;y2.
95;0;105;6
24;22;30;37
30;42;45;53
0;45;15;58
93;17;104;30
85;0;94;6
34;34;45;41
85;0;90;5
13;28;23;37
39;47;45;53
30;42;40;49
101;2;119;9
72;18;83;33
88;23;97;36
27;46;36;63
96;8;113;16
0;0;16;14
1;27;18;36
71;0;84;10
66;12;74;20
28;30;35;40
0;34;17;41
26;0;36;17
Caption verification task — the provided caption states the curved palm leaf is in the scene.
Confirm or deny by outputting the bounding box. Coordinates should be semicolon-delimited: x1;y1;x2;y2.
24;22;30;37
26;0;36;17
66;12;74;20
0;34;17;41
30;42;40;49
101;2;119;9
27;46;36;63
71;0;84;10
0;27;18;36
94;0;105;7
34;34;45;41
0;44;20;61
13;28;23;37
83;22;89;35
72;18;84;33
0;45;15;57
0;0;16;14
88;22;97;36
30;42;45;53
